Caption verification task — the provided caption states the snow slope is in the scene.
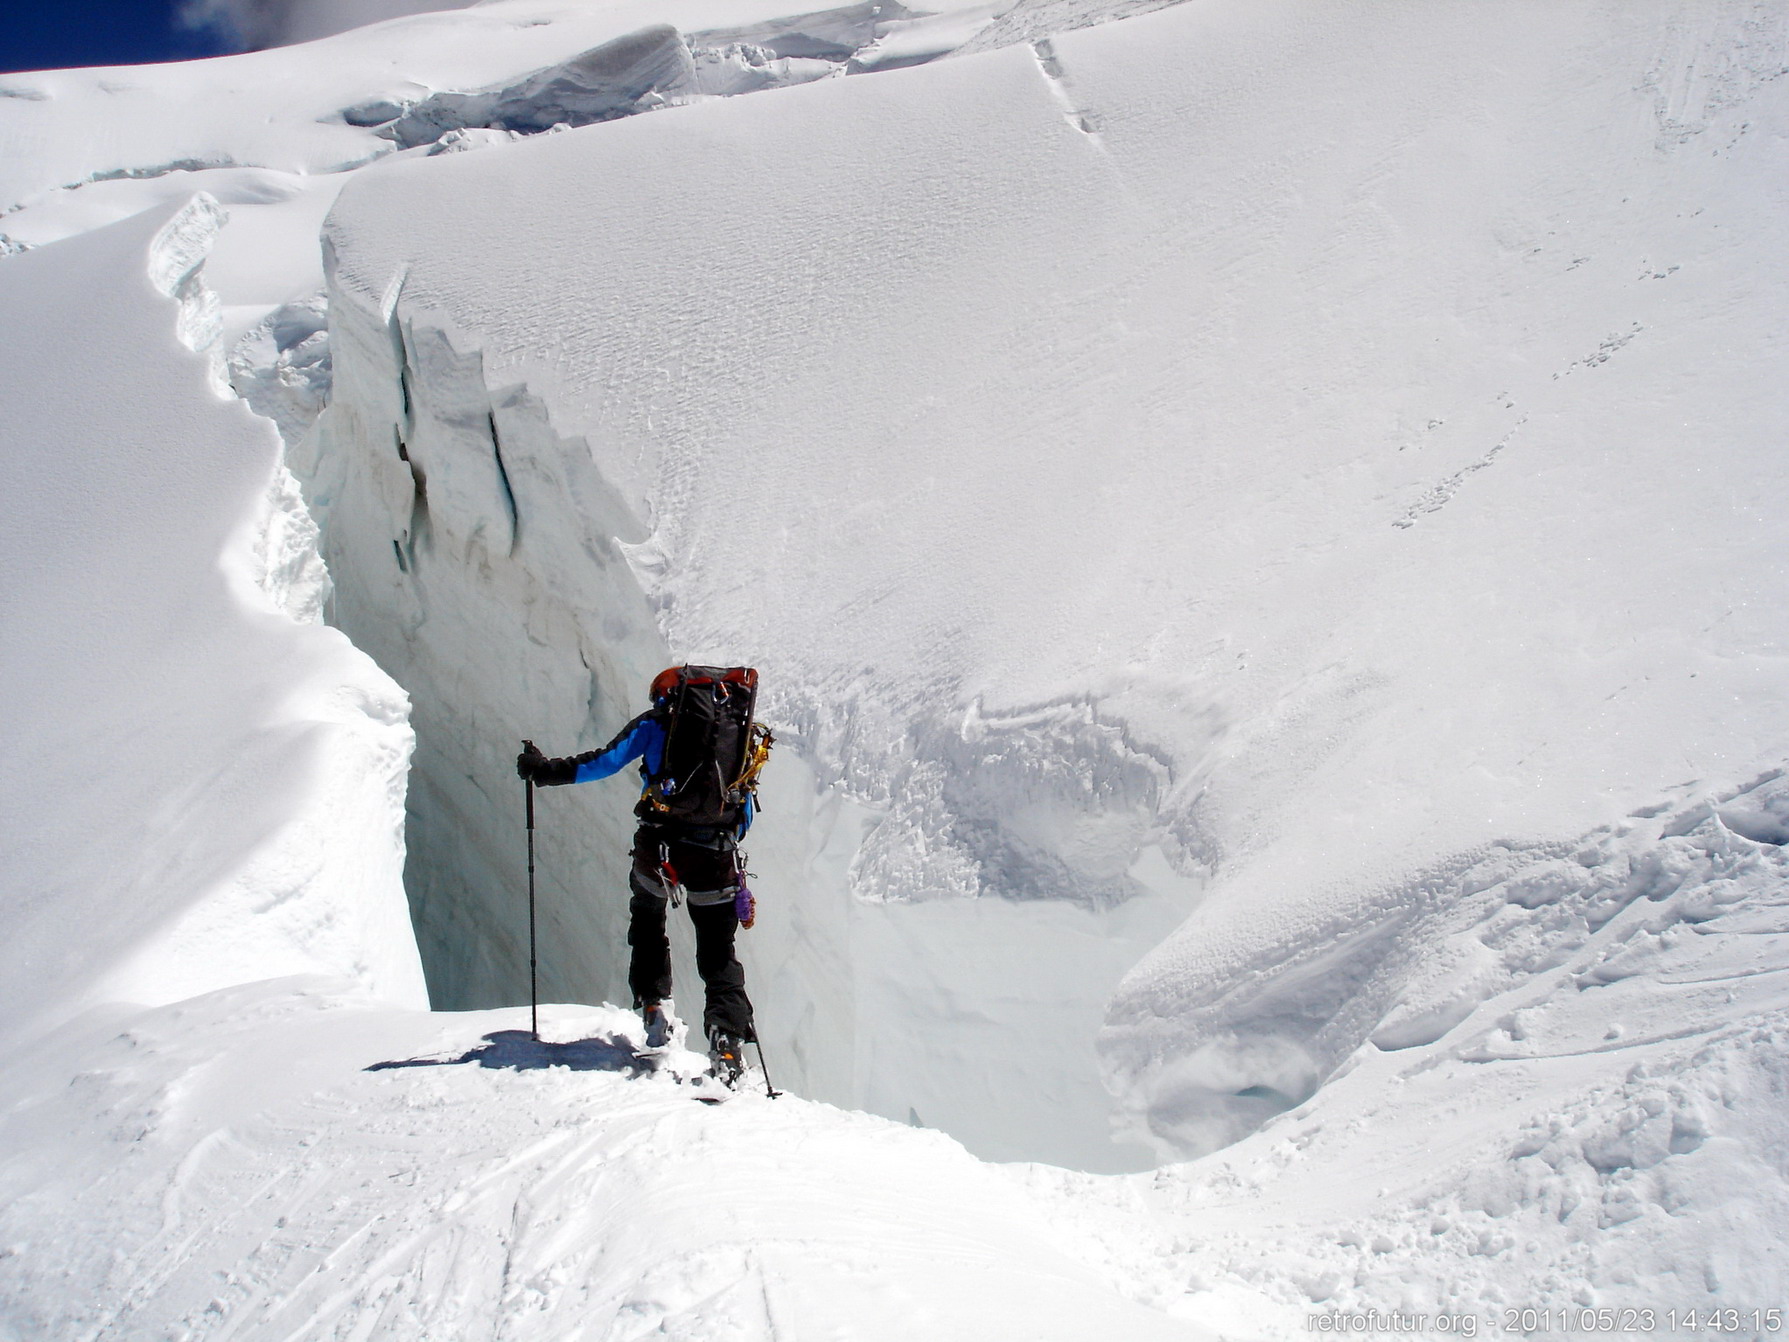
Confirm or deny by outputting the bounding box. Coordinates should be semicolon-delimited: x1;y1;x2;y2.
0;0;1002;343
0;196;423;1036
2;0;1786;1333
0;994;1208;1340
1131;777;1789;1327
0;0;888;211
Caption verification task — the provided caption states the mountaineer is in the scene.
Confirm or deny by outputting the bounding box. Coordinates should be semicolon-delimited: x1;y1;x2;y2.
517;665;773;1086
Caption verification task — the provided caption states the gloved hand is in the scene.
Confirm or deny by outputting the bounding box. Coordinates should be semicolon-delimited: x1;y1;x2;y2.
516;740;547;781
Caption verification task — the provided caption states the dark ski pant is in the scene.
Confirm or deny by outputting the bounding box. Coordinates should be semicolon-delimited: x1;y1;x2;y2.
627;855;754;1043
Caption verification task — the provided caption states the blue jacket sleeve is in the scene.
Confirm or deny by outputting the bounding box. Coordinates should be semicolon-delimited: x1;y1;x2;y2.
570;714;665;784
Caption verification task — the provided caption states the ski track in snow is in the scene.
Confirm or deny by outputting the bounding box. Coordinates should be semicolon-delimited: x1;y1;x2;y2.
1;1000;1206;1341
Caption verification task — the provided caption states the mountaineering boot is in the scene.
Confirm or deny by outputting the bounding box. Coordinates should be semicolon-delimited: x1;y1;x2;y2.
641;1001;672;1050
708;1029;746;1088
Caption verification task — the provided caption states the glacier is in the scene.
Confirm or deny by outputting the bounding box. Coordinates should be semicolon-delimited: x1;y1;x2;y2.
306;0;1789;1165
1;0;1786;1335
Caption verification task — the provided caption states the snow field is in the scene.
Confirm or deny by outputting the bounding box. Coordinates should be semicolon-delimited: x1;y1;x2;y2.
0;0;892;212
0;197;424;1040
0;0;1785;1333
0;0;1005;350
0;990;1210;1340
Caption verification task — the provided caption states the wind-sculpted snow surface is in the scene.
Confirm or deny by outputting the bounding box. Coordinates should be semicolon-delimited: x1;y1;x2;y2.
0;0;1003;460
373;4;969;150
0;0;942;212
0;198;425;1034
1118;779;1789;1327
1110;773;1789;1156
0;0;998;288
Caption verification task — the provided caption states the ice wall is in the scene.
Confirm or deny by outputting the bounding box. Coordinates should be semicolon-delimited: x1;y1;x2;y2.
298;281;658;1013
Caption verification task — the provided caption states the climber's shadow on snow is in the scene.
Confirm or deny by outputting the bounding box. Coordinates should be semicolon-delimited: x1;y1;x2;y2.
366;1029;650;1076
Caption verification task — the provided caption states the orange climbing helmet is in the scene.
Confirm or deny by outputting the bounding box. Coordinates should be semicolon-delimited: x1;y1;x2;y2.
649;666;682;701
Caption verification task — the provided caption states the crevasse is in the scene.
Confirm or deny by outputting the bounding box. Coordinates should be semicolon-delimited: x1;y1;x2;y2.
292;262;1196;1171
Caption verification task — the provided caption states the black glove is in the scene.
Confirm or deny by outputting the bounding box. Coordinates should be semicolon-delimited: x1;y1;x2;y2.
518;740;579;786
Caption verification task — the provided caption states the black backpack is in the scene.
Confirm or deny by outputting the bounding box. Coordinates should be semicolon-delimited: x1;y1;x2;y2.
639;666;772;829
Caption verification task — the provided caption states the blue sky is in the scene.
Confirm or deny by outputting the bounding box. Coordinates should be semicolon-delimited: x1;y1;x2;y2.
2;0;236;76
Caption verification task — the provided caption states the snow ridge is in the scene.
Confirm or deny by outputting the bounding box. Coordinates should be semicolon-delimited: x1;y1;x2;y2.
0;198;425;1036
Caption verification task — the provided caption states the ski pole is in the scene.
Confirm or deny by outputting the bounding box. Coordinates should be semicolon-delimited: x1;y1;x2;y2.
523;743;539;1042
753;1036;781;1099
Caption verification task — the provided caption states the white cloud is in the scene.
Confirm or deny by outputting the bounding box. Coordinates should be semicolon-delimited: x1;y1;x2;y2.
179;0;477;50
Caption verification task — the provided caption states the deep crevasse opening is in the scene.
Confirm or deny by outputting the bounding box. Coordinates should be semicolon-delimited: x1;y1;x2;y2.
292;278;1197;1172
